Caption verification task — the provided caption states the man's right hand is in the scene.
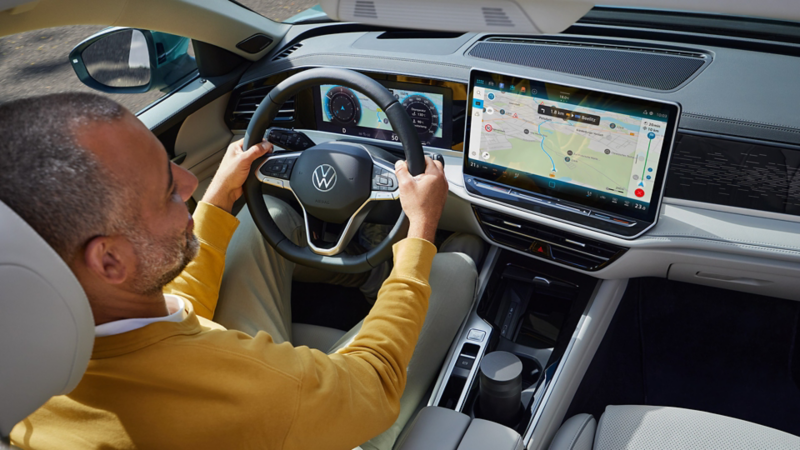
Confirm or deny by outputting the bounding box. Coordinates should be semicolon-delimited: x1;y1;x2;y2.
394;156;448;243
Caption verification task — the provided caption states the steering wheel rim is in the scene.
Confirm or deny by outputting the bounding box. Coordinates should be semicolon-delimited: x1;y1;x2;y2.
243;68;426;273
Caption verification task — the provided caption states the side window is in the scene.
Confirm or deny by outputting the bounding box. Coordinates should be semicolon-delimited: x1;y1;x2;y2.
0;25;195;114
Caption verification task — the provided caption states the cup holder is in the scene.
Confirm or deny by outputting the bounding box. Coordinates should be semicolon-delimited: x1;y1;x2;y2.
467;351;543;430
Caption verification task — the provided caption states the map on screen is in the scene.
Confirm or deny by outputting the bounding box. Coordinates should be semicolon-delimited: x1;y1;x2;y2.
468;86;668;204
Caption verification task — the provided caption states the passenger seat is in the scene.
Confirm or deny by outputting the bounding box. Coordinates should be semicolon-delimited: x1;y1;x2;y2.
549;405;800;450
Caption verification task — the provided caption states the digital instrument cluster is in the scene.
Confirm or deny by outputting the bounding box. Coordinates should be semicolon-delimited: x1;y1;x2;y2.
463;69;681;238
313;81;453;149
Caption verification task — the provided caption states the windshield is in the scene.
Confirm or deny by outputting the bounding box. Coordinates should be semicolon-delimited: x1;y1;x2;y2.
231;0;325;23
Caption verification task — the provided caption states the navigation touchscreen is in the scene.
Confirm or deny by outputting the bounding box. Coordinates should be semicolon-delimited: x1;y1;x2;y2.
463;70;680;236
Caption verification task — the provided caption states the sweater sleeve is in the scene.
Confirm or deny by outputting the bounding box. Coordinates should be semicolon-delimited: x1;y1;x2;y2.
163;201;239;320
282;237;437;449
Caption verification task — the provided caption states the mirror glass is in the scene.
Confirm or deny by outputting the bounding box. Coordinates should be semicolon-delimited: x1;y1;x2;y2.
83;29;150;88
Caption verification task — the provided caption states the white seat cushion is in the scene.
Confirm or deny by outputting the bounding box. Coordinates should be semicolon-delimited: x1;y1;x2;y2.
596;405;800;450
291;323;347;352
550;405;800;450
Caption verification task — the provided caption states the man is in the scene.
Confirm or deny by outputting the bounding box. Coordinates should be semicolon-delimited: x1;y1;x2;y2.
1;93;477;449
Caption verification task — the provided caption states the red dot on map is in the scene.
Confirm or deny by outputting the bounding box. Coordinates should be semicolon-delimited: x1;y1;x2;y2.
635;188;645;198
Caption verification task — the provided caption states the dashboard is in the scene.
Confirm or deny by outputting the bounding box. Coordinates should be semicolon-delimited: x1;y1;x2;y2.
218;26;800;299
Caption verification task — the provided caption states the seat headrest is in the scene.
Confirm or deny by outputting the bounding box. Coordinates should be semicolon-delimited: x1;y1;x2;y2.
0;201;94;437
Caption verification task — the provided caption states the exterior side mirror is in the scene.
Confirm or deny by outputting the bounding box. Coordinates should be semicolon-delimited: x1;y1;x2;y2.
69;27;196;94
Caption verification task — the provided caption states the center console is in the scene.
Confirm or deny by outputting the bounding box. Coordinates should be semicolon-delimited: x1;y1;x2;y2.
428;249;599;441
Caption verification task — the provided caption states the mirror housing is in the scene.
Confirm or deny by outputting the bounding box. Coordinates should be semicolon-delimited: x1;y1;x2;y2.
69;27;196;94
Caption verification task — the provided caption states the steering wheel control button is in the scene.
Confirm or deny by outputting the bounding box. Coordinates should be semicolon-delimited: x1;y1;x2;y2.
372;166;399;192
259;157;296;180
467;329;486;342
266;127;315;152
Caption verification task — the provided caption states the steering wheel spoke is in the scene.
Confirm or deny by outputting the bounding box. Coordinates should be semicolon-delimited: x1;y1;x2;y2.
300;200;373;256
255;152;302;190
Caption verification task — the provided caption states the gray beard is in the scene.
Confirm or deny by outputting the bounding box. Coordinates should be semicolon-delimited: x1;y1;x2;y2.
127;227;200;296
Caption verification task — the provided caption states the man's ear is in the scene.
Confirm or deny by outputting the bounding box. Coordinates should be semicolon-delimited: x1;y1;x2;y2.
83;236;130;285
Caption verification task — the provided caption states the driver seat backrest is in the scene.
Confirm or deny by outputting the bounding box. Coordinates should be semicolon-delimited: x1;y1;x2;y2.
0;201;94;447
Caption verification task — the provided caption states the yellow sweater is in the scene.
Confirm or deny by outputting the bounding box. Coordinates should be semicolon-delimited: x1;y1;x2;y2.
11;202;437;449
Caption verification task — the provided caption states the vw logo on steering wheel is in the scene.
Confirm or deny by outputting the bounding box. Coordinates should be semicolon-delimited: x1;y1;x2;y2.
312;164;337;192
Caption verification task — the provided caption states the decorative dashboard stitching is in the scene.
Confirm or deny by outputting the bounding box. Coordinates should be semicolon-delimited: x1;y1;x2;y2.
639;236;800;255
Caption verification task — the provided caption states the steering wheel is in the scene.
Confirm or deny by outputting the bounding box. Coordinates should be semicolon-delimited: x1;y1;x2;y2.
243;68;426;273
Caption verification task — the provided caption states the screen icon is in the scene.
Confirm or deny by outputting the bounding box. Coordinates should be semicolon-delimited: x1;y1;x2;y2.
488;93;495;100
510;85;515;90
485;124;493;132
521;87;526;93
499;83;504;89
634;188;645;198
477;79;485;85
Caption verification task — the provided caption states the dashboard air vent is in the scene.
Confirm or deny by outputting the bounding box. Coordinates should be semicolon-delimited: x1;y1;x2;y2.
482;7;513;28
353;0;378;19
474;206;627;271
468;38;708;90
230;86;295;126
272;43;303;61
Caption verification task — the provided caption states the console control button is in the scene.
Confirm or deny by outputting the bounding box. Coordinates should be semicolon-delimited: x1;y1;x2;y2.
467;329;486;342
456;355;475;370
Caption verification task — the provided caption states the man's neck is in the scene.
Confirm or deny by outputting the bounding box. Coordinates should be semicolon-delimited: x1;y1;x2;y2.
89;290;170;326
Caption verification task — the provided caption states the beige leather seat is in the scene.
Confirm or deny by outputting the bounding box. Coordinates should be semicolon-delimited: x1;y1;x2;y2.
549;405;800;450
0;201;95;449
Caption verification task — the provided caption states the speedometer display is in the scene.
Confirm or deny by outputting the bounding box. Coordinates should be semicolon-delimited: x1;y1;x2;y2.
315;81;453;149
402;95;440;141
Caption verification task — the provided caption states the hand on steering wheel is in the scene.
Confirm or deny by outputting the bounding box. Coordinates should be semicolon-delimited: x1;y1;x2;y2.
395;157;448;244
242;68;429;273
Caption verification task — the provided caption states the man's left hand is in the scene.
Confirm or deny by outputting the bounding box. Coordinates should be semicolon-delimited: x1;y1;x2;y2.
202;139;272;213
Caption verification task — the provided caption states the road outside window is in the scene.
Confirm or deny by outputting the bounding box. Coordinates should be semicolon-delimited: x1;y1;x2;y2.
0;26;166;114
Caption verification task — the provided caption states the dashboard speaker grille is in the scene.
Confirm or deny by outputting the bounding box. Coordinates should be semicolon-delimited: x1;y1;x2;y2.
468;40;707;90
665;133;800;216
482;7;514;28
353;0;378;19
